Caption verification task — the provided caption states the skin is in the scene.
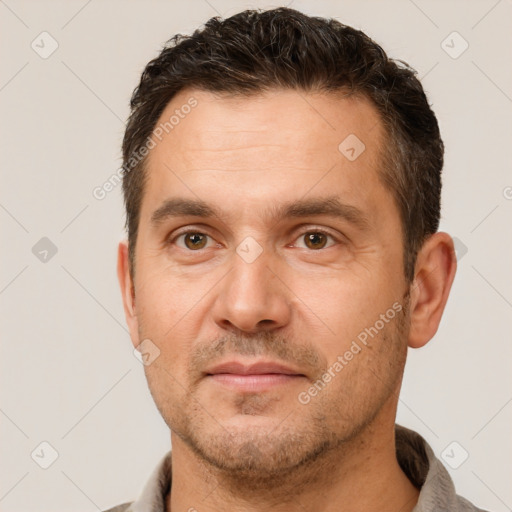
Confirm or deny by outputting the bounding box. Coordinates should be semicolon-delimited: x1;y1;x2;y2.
117;88;457;511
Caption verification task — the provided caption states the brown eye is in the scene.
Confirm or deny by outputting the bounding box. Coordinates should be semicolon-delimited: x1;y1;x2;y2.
183;233;208;250
303;232;328;250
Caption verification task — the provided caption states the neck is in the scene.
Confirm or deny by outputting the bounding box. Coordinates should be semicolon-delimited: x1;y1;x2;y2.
166;412;419;512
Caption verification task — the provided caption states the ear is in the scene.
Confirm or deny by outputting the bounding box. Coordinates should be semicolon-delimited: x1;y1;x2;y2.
408;232;457;349
117;240;140;348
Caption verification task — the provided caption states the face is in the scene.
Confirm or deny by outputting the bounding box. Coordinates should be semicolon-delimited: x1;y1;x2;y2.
124;88;411;480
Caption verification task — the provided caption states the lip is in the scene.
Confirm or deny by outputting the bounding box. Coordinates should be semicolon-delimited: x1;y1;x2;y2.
205;360;303;376
205;360;306;392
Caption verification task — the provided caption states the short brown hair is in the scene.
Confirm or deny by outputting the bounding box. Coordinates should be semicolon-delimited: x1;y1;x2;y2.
122;7;443;281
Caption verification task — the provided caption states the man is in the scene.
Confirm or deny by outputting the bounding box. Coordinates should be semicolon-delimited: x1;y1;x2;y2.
111;7;487;512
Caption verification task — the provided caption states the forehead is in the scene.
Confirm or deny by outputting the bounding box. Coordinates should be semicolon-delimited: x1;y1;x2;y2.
140;87;394;229
148;88;383;171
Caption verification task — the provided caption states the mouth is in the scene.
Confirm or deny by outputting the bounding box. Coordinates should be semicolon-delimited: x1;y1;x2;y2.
204;360;307;392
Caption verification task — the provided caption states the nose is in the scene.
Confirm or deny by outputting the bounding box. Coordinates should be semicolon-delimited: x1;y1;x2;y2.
211;248;292;335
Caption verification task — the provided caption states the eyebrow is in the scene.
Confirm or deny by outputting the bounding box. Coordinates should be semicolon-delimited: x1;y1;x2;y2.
150;196;370;230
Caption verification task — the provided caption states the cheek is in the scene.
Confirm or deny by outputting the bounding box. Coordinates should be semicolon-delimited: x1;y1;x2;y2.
143;361;192;432
134;278;194;376
135;267;195;333
288;268;401;357
298;313;408;426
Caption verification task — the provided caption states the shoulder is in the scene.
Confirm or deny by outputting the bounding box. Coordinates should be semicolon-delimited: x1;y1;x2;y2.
455;495;490;512
102;502;134;512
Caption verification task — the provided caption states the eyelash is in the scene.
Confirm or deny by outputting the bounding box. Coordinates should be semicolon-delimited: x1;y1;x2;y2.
168;227;341;251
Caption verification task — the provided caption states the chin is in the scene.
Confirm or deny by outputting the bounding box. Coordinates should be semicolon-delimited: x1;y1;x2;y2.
181;406;338;476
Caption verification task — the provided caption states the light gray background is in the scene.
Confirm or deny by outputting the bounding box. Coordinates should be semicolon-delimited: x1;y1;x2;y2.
1;0;511;510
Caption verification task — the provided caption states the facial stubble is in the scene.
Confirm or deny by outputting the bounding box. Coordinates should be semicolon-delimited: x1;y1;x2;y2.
143;294;411;498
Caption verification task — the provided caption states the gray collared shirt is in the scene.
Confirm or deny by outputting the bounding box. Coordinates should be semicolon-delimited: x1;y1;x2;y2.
104;425;489;512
